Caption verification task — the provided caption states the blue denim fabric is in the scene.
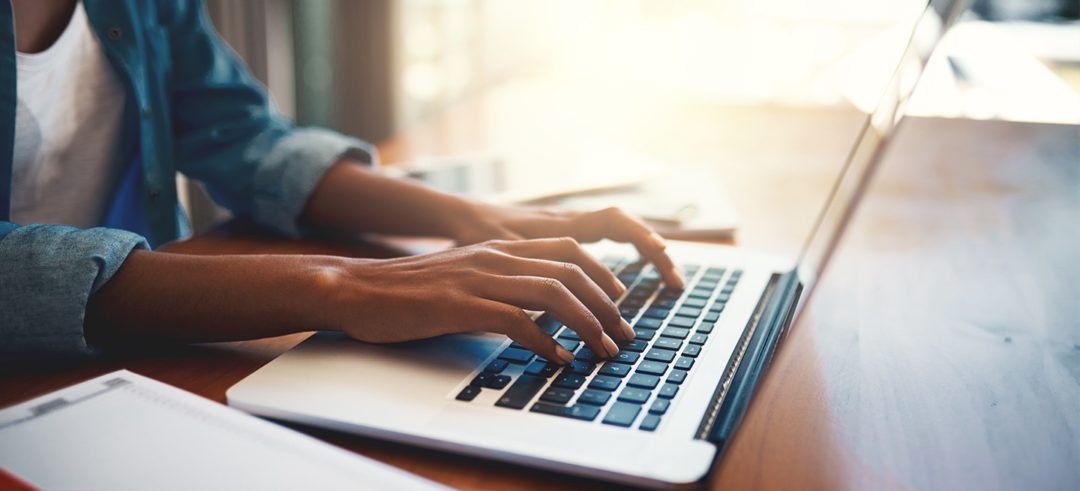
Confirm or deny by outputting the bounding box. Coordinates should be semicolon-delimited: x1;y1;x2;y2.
0;1;376;359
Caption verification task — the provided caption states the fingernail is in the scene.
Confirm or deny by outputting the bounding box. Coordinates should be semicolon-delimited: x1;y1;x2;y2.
555;347;575;365
601;335;620;358
619;319;636;342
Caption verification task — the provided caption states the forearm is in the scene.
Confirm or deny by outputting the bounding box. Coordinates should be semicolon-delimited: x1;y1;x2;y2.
84;250;341;344
303;160;481;239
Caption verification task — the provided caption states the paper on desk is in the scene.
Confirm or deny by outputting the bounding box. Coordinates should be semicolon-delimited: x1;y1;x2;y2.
0;370;447;491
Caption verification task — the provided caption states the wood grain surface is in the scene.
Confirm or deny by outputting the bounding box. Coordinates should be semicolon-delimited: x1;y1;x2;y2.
1;116;1076;491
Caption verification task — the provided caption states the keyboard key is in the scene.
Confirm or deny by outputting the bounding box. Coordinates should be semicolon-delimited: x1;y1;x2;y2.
689;333;708;345
485;359;509;373
640;414;662;432
498;347;535;364
557;339;581;352
697;280;718;290
622;339;649;352
577;389;612;406
716;293;731;303
558;329;581;341
674;356;695;370
486;375;512;390
704;312;721;323
666;369;688;385
668;316;696;328
706;267;726;277
566;360;596;375
658;383;679;399
471;372;494;386
634;328;657;341
721;284;735;294
676;307;702;318
651;297;677;309
531;403;601;421
682;298;707;309
540;388;575;404
637;361;668;376
642;308;670;319
644;348;677;363
635;317;663;330
575;348;603;363
602;402;642;427
654;337;683;350
618;387;652;404
661;327;691;339
619;307;638;320
613;351;640;364
682;344;702;357
495;375;547;409
588;375;622;391
649;398;671;414
525;361;559;377
599;362;632;378
627;373;660;389
553;374;586;389
536;314;562;335
688;289;712;299
657;287;682;298
457;385;481;401
696;322;715;334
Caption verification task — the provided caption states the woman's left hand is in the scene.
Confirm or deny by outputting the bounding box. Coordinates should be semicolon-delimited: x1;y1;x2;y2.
452;203;685;289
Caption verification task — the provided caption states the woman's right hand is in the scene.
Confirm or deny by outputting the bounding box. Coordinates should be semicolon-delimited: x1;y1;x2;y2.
311;238;637;364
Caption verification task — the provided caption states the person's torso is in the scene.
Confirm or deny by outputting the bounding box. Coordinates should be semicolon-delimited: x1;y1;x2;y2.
11;1;126;229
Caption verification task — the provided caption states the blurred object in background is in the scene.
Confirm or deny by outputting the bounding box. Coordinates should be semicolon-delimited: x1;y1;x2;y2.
909;0;1080;122
186;0;1079;237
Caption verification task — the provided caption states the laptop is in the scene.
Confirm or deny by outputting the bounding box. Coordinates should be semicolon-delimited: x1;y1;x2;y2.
228;2;966;488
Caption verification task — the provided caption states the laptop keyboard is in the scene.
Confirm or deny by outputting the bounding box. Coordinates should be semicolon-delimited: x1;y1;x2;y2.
455;256;741;432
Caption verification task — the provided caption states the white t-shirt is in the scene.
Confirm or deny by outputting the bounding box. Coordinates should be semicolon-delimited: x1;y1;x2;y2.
11;2;127;228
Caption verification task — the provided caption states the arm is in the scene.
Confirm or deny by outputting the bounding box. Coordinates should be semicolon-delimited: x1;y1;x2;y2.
303;161;685;287
85;240;635;363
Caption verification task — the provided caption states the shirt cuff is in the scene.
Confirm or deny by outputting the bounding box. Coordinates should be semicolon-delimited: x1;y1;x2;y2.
251;127;379;238
0;224;149;360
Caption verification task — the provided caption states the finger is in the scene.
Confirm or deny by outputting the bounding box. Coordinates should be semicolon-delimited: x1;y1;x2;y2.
472;275;623;357
574;208;685;289
472;298;575;364
475;252;635;344
490;237;626;299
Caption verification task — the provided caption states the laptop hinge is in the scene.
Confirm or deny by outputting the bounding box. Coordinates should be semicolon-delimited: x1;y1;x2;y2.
694;270;801;446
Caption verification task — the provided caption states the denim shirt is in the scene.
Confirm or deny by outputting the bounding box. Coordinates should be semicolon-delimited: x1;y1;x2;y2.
0;0;376;359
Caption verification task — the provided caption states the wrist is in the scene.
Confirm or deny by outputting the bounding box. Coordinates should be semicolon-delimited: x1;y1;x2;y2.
441;196;491;241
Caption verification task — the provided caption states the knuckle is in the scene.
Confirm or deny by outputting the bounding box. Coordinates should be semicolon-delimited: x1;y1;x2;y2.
601;206;625;219
556;236;580;248
538;277;565;294
559;261;586;280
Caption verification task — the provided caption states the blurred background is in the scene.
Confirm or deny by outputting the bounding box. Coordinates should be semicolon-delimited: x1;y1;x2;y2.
187;0;1080;250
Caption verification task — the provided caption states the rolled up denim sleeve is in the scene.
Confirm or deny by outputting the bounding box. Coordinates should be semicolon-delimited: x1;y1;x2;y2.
250;128;378;238
165;0;377;239
0;223;148;360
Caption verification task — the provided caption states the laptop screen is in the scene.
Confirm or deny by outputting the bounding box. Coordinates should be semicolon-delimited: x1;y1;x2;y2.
792;0;967;314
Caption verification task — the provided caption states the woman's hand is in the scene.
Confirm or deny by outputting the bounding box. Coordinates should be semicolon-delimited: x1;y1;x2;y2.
452;203;685;289
315;238;637;364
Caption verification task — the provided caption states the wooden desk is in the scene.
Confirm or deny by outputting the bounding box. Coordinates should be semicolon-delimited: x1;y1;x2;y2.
1;116;1077;490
